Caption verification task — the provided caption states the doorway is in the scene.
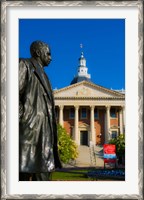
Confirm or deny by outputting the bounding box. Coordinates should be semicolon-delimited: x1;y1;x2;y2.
80;131;88;146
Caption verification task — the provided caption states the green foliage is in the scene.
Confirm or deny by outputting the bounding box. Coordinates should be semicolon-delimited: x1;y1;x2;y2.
109;134;125;156
57;124;78;164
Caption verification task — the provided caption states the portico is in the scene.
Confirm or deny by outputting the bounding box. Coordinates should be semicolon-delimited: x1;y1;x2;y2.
54;82;125;146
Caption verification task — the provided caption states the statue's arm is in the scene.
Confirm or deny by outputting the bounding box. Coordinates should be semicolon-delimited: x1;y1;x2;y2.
19;60;28;120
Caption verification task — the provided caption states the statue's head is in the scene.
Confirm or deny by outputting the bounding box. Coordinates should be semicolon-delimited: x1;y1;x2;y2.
30;40;52;67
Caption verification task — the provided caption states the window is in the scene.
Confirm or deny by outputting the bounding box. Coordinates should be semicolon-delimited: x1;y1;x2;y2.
81;108;87;119
94;108;99;119
69;108;75;119
111;131;117;139
110;108;117;118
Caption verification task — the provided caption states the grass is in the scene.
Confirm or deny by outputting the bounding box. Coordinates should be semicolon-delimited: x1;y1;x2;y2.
51;169;92;181
51;168;125;181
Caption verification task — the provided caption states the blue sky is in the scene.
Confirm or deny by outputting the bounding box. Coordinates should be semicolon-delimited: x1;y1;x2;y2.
19;19;125;90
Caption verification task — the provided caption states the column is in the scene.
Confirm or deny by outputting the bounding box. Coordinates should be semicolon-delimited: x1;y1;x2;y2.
59;105;64;127
119;107;123;135
74;105;79;144
105;105;111;143
90;105;95;145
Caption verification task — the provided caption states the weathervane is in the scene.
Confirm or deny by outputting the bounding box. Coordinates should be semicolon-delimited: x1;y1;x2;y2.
80;43;84;55
80;43;83;49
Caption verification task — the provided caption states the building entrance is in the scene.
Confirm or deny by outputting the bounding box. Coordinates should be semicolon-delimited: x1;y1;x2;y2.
80;131;88;146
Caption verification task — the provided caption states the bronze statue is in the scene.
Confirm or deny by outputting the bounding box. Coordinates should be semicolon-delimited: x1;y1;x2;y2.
19;41;62;181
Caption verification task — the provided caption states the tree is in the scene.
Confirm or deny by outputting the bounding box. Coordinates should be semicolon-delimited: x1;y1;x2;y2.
109;134;125;164
57;124;78;164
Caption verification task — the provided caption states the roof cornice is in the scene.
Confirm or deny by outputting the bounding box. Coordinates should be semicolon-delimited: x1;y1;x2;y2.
53;80;125;97
54;96;125;100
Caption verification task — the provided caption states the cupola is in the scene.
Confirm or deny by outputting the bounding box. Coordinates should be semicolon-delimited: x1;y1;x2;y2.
70;47;91;85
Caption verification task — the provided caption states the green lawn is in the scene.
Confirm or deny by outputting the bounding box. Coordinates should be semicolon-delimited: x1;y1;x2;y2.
51;169;92;181
51;168;125;181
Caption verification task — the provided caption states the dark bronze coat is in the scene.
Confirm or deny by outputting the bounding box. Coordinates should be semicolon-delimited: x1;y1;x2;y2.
19;58;61;173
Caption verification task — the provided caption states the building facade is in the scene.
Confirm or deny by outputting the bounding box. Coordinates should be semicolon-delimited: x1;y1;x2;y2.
54;52;125;146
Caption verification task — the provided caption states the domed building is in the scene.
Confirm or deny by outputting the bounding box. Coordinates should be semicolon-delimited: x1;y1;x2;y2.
54;51;125;146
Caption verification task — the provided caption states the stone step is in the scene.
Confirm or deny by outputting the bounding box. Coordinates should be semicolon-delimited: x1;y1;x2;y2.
75;145;104;167
75;146;91;166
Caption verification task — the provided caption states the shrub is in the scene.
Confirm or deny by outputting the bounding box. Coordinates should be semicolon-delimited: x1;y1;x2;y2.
57;124;78;164
109;134;125;156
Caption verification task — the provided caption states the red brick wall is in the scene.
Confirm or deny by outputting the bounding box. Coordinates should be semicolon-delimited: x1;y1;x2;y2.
95;109;105;145
63;108;74;136
110;118;118;126
110;110;119;126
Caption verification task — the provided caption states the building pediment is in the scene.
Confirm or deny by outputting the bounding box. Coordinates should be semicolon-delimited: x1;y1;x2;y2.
111;125;119;129
79;122;89;128
54;81;124;99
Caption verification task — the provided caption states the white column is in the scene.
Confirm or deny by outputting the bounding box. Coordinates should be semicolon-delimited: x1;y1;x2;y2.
105;106;111;143
90;105;95;145
59;105;64;127
119;107;123;135
74;105;79;144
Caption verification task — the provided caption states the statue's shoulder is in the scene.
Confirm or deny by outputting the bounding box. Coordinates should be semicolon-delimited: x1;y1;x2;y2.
19;58;31;65
19;58;34;71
